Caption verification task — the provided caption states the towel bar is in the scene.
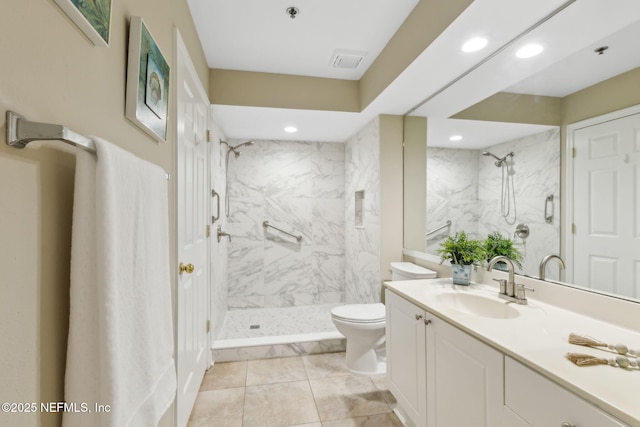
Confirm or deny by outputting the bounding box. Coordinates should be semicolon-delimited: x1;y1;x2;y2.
6;111;170;180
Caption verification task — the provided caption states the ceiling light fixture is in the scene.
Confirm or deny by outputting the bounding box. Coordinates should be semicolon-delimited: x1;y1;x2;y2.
516;43;544;58
284;126;298;133
449;135;463;142
594;46;609;55
461;37;488;53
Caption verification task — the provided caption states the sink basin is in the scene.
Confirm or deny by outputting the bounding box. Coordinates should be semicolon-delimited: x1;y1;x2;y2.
434;292;519;319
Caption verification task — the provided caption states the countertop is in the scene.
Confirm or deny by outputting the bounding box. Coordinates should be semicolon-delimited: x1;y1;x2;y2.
384;278;640;426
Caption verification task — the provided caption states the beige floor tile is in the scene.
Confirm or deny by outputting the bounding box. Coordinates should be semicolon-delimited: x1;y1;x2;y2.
322;413;404;427
187;387;244;427
302;352;350;379
369;373;397;407
246;356;308;386
243;380;320;427
310;374;392;422
200;360;247;391
287;423;323;427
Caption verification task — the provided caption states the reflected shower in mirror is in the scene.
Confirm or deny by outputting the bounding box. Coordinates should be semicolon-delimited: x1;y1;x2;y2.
425;118;560;279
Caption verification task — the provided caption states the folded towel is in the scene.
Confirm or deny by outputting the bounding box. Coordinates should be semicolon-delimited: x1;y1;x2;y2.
64;138;175;426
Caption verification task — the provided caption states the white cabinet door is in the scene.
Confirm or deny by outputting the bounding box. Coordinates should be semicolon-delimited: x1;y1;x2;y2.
386;290;427;427
505;357;628;427
426;315;504;427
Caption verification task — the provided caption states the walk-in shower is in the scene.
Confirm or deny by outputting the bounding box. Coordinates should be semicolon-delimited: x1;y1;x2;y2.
482;151;516;223
221;140;254;217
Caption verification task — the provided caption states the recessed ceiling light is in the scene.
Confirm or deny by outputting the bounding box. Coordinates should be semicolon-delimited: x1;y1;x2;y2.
449;135;463;142
461;37;488;53
284;126;298;133
516;43;543;59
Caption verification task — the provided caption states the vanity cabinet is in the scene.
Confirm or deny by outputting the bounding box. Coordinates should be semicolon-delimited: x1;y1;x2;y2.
504;357;629;427
386;290;427;427
386;290;503;427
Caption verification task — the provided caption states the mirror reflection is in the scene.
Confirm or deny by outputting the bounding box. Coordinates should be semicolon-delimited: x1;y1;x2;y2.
406;17;640;301
425;120;560;280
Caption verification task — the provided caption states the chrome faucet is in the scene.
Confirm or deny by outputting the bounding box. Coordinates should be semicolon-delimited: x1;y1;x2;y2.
487;255;533;304
539;254;565;281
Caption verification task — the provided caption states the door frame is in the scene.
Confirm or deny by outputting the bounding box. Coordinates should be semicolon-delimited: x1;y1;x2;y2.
173;27;211;427
565;103;640;283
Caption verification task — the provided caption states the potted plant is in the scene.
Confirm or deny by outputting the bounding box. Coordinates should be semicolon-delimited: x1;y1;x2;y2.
437;231;485;285
483;231;524;271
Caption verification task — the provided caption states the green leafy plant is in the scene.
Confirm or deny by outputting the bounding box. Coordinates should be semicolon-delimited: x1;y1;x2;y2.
484;231;524;269
437;231;485;265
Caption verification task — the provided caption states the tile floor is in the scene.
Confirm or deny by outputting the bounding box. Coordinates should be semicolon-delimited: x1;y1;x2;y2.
188;352;403;427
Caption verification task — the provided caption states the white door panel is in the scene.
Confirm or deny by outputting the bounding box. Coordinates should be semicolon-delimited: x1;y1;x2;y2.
176;30;210;427
572;112;640;298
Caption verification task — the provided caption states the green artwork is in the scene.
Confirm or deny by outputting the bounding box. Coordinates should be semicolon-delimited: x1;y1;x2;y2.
71;0;111;44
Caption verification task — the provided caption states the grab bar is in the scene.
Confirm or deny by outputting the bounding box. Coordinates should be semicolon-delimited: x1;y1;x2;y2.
426;220;451;236
262;220;303;242
211;189;220;223
544;195;553;223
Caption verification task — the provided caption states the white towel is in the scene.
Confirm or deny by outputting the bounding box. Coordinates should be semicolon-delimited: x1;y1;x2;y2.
64;137;175;427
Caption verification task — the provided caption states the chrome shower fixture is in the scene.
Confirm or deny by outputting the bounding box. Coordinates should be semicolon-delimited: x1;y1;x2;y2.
223;141;254;217
482;151;514;167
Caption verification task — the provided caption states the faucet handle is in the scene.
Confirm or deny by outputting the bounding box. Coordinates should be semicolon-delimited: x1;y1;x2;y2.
516;283;534;301
492;278;507;294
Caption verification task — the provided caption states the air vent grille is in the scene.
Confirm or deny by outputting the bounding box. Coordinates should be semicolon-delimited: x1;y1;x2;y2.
330;50;366;70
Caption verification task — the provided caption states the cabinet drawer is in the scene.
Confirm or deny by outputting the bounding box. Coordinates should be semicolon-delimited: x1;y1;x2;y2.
504;357;627;427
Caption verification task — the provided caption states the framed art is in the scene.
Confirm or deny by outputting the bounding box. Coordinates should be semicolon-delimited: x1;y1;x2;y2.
54;0;112;47
125;17;170;143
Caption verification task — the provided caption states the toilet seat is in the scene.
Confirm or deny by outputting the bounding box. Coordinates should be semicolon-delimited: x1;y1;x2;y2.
331;303;385;323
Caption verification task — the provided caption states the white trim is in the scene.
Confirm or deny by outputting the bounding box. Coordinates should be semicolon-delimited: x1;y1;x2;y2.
564;103;640;283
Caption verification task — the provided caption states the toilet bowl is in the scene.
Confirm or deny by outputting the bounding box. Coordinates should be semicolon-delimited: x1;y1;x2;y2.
331;303;386;374
332;262;437;374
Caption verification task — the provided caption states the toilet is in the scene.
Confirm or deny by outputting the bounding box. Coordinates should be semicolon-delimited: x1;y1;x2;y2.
331;262;437;374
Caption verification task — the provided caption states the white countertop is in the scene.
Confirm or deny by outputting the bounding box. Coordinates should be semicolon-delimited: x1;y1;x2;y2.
384;278;640;426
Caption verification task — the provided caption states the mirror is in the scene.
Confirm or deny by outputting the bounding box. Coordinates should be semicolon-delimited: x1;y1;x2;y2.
425;119;560;280
404;15;640;301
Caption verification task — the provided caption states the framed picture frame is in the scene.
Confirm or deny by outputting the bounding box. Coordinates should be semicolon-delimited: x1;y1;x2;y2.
125;17;170;143
54;0;112;47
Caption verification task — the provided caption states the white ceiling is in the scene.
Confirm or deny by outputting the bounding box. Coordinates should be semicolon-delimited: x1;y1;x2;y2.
190;0;640;147
187;0;420;80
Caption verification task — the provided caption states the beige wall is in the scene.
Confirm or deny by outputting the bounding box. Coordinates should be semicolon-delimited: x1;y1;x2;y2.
379;115;405;291
402;116;427;252
0;1;208;426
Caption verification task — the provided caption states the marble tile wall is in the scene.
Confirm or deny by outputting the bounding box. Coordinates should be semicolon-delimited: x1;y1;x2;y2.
344;117;381;304
426;129;560;278
210;123;228;341
478;128;561;279
226;139;346;309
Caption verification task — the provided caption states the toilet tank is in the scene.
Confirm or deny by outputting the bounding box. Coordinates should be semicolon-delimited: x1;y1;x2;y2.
390;262;437;280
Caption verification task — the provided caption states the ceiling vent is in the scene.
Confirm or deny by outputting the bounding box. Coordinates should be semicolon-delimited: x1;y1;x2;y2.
330;50;366;70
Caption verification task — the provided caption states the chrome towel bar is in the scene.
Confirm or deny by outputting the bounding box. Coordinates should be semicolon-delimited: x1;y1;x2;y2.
262;220;302;242
6;111;169;179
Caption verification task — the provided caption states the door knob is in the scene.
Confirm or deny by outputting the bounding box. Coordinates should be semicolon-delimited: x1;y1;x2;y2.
179;262;195;275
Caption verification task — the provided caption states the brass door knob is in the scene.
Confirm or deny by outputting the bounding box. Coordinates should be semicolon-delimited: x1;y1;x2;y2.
179;262;195;274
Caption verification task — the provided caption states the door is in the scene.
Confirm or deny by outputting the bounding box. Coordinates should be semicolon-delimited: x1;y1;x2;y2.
572;111;640;298
176;30;210;427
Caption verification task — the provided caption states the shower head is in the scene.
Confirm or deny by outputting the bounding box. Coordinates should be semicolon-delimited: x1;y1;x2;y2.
482;151;514;167
226;141;254;158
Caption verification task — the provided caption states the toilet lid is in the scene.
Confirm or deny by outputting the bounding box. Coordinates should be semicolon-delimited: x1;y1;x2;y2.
331;303;385;323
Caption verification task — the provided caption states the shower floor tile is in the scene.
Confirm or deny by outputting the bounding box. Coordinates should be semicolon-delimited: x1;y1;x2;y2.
218;303;340;340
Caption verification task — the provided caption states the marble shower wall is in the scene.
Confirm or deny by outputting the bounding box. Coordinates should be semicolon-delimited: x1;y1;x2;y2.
426;147;481;253
478;128;561;279
210;122;228;341
426;129;560;278
226;139;346;309
345;117;381;304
